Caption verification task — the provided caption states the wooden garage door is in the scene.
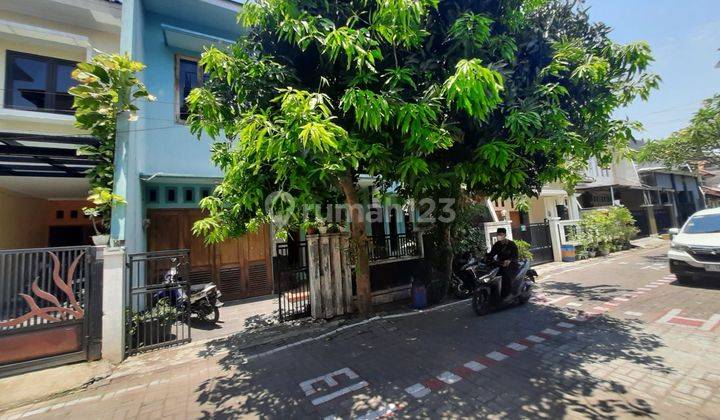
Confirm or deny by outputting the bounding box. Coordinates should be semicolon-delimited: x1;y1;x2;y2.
147;209;273;301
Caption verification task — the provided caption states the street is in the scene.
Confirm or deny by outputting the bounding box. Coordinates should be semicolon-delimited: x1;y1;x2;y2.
4;244;720;419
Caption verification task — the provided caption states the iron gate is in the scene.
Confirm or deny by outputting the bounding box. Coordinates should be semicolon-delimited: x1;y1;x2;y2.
274;242;310;321
513;222;554;265
126;249;191;356
0;246;102;377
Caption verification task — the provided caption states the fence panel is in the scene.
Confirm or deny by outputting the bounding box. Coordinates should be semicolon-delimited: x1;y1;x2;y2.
125;250;191;356
0;246;101;377
274;242;311;321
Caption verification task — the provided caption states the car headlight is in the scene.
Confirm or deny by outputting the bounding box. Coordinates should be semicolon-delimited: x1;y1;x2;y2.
671;242;690;252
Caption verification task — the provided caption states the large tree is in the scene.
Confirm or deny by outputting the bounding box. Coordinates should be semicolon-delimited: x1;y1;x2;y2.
187;0;657;314
638;94;720;169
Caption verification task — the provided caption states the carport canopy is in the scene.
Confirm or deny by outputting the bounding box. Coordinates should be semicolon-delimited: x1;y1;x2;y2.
0;132;97;178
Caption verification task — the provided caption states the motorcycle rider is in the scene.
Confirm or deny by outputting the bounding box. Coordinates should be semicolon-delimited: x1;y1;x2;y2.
485;227;519;300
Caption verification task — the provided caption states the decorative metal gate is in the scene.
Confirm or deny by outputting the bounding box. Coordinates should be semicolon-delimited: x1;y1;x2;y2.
0;246;102;377
125;250;191;356
274;242;310;321
513;222;554;265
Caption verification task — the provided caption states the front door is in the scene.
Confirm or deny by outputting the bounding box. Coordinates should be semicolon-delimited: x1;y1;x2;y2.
147;209;273;301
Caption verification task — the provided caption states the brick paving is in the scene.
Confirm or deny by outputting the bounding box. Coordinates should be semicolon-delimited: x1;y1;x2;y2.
3;244;720;419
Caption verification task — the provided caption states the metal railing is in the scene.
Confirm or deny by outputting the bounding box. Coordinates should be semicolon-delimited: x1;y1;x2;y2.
366;232;420;262
125;250;191;356
0;246;102;377
275;242;310;321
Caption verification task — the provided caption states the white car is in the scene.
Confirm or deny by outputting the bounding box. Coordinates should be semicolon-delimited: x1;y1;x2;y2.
668;207;720;282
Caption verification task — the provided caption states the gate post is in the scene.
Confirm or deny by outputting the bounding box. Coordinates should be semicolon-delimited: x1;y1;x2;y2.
101;247;126;363
87;247;104;361
547;217;563;263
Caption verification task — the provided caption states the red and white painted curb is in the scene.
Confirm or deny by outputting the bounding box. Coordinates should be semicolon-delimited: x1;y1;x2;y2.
403;316;584;400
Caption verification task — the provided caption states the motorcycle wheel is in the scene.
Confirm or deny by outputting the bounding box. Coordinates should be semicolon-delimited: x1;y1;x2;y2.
472;288;491;316
210;306;220;323
518;279;532;304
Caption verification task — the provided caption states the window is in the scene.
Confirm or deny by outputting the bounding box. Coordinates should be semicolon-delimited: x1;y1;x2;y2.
4;51;77;114
683;214;720;234
175;56;203;122
184;188;194;203
166;187;177;203
148;187;158;203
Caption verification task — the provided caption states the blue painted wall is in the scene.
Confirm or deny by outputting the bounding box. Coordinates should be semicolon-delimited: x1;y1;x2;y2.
112;0;242;252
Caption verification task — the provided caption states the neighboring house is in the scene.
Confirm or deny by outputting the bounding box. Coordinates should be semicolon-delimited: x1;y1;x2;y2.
700;165;720;208
0;0;122;249
487;183;579;264
112;0;416;301
576;143;705;235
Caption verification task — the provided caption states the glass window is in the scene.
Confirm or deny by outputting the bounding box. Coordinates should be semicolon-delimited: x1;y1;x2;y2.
683;214;720;234
4;51;77;114
184;188;194;203
166;187;177;203
177;57;201;121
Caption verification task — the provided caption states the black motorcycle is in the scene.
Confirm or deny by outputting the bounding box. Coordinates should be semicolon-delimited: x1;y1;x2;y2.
451;254;480;299
158;263;223;324
470;258;537;316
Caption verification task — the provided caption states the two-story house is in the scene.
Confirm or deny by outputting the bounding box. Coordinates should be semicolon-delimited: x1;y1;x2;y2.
0;0;121;249
111;0;423;304
576;143;705;235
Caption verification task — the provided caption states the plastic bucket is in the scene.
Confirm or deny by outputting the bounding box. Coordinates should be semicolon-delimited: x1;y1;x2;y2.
561;244;576;262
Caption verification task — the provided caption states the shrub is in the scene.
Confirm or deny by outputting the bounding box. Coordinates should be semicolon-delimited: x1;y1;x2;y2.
578;206;638;254
516;240;534;261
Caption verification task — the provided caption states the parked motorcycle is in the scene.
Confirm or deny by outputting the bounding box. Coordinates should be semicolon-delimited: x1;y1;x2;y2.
158;263;224;324
451;254;480;299
470;257;537;316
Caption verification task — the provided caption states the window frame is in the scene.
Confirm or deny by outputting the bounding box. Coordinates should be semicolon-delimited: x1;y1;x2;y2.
174;54;203;124
4;50;78;115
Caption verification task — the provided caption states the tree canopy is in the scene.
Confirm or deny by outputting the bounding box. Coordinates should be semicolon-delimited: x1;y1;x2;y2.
637;94;720;169
186;0;657;313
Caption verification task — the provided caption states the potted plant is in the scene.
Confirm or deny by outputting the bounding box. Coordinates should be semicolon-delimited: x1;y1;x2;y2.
327;223;341;234
316;218;328;234
127;298;180;347
83;187;126;246
515;240;534;262
598;241;610;256
300;219;319;235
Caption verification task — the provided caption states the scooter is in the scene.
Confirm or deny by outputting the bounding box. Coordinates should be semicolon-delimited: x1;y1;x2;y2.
157;263;224;324
471;257;537;316
451;254;480;299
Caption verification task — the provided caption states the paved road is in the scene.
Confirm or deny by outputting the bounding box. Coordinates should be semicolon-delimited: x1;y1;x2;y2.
4;244;720;419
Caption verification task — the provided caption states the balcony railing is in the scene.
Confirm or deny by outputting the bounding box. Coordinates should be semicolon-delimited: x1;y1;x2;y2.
366;233;421;262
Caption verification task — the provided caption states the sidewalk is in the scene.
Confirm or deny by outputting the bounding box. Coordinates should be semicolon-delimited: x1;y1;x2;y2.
534;235;668;277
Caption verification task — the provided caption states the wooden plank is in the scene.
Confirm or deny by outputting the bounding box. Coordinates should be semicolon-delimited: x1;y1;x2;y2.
307;235;323;319
340;234;354;313
330;235;345;315
319;235;334;318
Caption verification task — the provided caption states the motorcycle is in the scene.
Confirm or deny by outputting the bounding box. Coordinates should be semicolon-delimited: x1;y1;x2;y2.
451;254;480;299
470;257;537;316
157;262;224;324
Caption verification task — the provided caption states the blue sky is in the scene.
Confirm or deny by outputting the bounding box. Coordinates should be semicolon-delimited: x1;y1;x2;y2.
584;0;720;140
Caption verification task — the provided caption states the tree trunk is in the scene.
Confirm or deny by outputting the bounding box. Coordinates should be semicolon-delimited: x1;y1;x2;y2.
441;221;453;300
339;173;372;316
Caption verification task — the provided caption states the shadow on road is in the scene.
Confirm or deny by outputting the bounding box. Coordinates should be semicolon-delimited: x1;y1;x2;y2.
191;300;672;418
540;281;632;302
